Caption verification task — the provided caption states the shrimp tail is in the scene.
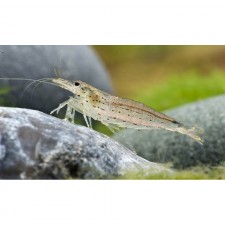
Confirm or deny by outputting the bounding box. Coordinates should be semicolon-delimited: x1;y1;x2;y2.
177;126;204;145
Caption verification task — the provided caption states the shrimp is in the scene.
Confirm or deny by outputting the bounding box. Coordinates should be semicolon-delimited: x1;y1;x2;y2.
0;76;203;144
50;78;204;144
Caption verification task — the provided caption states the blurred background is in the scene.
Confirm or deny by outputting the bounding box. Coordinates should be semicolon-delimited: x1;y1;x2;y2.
94;45;225;111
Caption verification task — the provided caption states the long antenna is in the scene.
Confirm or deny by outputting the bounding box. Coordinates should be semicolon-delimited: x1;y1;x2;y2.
53;67;62;78
53;55;62;78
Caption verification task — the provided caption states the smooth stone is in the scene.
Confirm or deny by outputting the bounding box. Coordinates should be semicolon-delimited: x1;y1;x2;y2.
114;95;225;169
0;107;170;179
0;45;113;113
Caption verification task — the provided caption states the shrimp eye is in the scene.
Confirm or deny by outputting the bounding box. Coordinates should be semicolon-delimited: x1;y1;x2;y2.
74;82;80;86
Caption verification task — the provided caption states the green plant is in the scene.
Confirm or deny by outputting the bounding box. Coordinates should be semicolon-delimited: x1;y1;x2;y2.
133;71;225;111
0;86;12;106
121;163;225;180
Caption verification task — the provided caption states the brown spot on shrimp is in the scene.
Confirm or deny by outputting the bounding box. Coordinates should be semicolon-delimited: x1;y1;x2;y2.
91;94;100;103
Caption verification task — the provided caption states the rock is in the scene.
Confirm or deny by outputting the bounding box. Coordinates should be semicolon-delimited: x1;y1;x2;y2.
114;95;225;169
0;107;170;179
0;45;113;113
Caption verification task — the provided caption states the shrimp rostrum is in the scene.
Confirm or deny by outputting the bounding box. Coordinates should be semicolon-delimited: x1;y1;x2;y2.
50;78;203;144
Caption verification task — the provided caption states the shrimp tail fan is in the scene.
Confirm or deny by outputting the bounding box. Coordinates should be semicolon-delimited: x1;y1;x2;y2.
178;126;204;145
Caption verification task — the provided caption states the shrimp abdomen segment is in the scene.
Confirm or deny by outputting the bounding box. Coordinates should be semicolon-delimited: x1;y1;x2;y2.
94;96;182;130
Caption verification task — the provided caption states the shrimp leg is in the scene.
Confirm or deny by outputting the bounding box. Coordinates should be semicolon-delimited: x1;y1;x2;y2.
108;123;120;133
83;114;90;128
88;117;92;129
50;99;70;115
64;106;75;122
107;125;117;133
100;121;120;133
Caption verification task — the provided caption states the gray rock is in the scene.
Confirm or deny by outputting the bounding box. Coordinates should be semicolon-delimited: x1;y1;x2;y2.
0;107;170;179
114;95;225;169
0;45;113;113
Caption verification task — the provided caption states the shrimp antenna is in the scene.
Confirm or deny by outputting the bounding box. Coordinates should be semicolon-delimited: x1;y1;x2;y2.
58;54;62;77
58;68;62;78
53;67;61;78
53;54;63;78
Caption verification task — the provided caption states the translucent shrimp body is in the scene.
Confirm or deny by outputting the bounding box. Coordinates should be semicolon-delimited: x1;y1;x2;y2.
50;78;203;144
